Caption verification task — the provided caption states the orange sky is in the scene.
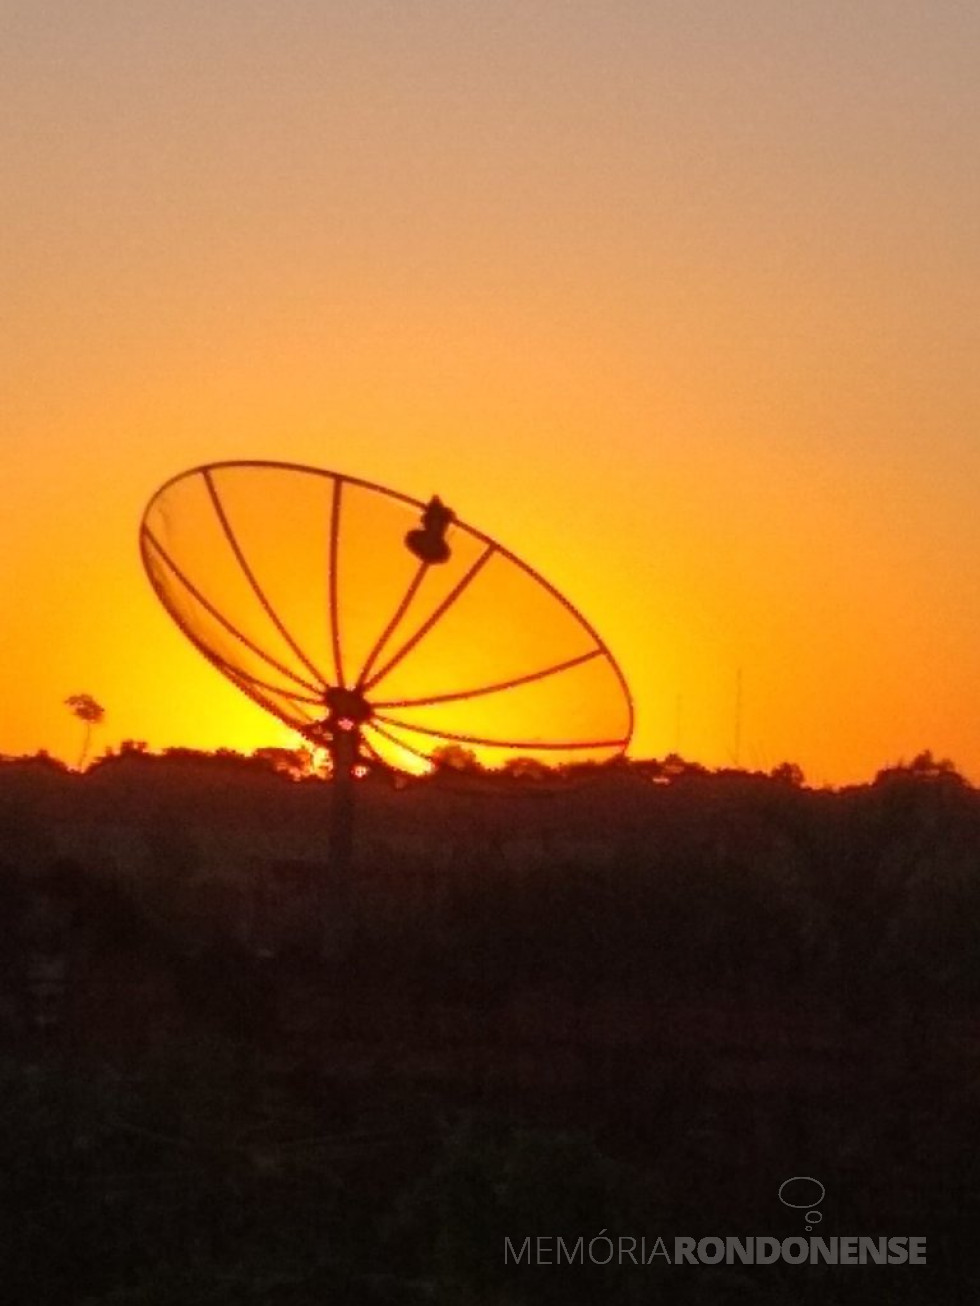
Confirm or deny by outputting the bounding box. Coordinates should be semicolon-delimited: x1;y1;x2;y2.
3;2;979;785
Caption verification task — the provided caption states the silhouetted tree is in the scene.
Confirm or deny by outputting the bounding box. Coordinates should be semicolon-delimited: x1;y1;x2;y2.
64;693;105;769
501;755;551;781
770;761;805;787
874;749;966;788
251;745;316;780
661;752;709;782
430;744;483;773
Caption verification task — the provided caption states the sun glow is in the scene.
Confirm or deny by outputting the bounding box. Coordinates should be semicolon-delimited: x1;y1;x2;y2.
4;4;980;784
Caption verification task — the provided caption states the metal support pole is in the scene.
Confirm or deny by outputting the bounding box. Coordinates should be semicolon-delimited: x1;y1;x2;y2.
323;728;357;960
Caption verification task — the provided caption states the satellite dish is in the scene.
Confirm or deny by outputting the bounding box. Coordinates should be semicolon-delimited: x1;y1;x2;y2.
140;460;633;954
139;461;633;774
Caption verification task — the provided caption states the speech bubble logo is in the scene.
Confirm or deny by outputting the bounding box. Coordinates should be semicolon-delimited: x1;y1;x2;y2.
778;1176;826;1231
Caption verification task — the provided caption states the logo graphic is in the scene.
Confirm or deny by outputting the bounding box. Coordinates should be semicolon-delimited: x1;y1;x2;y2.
778;1175;825;1232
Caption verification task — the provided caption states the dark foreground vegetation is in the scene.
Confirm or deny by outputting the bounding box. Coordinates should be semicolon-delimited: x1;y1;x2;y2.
1;746;979;1302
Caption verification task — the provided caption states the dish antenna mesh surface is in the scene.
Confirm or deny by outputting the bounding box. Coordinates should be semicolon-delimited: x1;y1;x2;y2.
139;461;633;774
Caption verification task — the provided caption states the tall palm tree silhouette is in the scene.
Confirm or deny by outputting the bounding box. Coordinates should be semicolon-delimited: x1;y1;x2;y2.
65;693;105;769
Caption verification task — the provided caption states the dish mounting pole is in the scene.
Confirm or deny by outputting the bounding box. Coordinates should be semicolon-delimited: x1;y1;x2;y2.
321;686;369;960
325;730;356;959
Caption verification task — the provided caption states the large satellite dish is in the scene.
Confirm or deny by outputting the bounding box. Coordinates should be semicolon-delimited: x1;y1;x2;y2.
139;461;633;774
140;460;633;954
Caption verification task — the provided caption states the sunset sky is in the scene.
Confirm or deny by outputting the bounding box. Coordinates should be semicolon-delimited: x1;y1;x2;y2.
3;1;979;785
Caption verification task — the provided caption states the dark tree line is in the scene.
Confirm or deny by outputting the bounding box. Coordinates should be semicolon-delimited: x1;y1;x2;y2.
0;749;978;1302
